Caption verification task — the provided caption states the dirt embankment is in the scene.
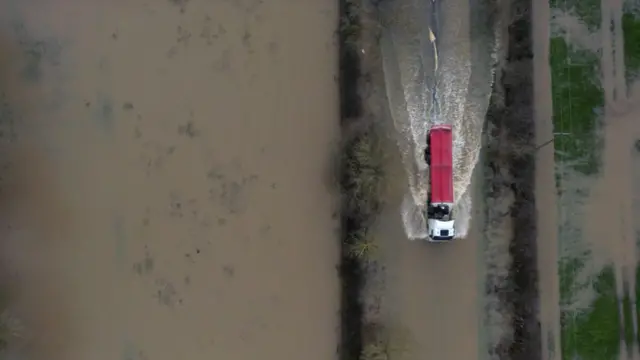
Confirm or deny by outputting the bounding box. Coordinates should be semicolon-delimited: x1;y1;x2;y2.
484;0;541;357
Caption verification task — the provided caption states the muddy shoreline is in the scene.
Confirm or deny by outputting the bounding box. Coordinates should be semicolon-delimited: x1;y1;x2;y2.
484;0;542;356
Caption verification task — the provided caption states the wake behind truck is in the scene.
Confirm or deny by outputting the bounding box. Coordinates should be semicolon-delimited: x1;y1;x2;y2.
423;124;455;241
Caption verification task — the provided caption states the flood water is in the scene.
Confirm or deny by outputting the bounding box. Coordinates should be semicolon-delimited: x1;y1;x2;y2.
370;0;501;358
378;0;499;239
0;1;340;359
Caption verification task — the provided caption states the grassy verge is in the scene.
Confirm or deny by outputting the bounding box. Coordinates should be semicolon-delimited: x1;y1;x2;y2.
559;256;589;307
549;36;604;176
561;266;620;360
337;1;386;360
622;4;640;82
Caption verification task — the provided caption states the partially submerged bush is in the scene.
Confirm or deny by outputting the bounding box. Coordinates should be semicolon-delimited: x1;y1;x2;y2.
342;126;385;222
338;124;385;359
360;323;409;360
347;227;378;260
0;309;25;353
340;0;362;50
361;343;388;360
341;124;385;265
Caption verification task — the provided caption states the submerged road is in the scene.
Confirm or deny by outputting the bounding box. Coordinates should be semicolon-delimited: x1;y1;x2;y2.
372;0;500;358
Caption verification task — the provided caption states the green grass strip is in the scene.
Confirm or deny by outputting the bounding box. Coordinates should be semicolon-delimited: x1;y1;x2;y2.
623;11;640;81
560;257;587;306
550;0;601;31
549;36;604;175
561;265;620;360
623;292;635;353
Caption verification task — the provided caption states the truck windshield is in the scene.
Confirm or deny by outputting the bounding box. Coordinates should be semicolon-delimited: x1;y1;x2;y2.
431;204;451;220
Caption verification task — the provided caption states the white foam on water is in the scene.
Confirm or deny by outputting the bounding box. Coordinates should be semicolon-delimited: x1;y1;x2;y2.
380;1;500;240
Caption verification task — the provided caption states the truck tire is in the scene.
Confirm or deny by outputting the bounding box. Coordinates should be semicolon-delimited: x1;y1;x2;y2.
424;148;431;164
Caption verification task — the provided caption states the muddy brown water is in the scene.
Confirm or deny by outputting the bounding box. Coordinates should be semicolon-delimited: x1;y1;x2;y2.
0;1;340;359
532;0;561;358
363;0;490;357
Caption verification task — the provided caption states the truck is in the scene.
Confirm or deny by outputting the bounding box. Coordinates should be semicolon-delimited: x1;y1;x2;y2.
423;124;455;241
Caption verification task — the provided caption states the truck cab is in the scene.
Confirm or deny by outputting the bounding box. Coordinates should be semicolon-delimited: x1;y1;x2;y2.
426;203;455;241
424;125;455;242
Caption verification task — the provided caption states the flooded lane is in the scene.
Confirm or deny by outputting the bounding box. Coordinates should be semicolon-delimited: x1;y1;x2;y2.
370;0;500;358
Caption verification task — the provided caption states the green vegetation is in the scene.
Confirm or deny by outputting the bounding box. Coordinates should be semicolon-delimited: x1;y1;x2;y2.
360;323;408;360
623;292;634;353
550;0;601;31
561;266;620;360
341;124;385;262
549;36;604;175
361;343;388;360
347;228;379;260
559;256;588;306
550;3;640;360
622;11;640;81
343;127;385;221
339;124;385;360
340;0;361;50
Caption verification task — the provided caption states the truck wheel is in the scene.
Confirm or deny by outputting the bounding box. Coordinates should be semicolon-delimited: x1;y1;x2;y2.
424;148;431;164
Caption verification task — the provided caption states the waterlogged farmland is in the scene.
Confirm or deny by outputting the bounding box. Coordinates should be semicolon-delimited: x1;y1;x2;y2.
549;0;640;358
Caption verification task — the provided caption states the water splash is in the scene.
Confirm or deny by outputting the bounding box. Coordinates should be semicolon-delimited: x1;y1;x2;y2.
379;0;500;240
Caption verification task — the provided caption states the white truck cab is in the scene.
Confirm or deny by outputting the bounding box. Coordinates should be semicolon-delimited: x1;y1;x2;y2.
426;203;455;241
427;219;455;241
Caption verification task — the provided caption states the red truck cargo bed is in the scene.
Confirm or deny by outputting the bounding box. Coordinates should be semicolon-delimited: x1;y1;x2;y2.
428;125;454;204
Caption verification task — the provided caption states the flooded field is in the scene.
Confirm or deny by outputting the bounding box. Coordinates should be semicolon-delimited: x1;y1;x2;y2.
0;1;340;359
535;0;640;357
